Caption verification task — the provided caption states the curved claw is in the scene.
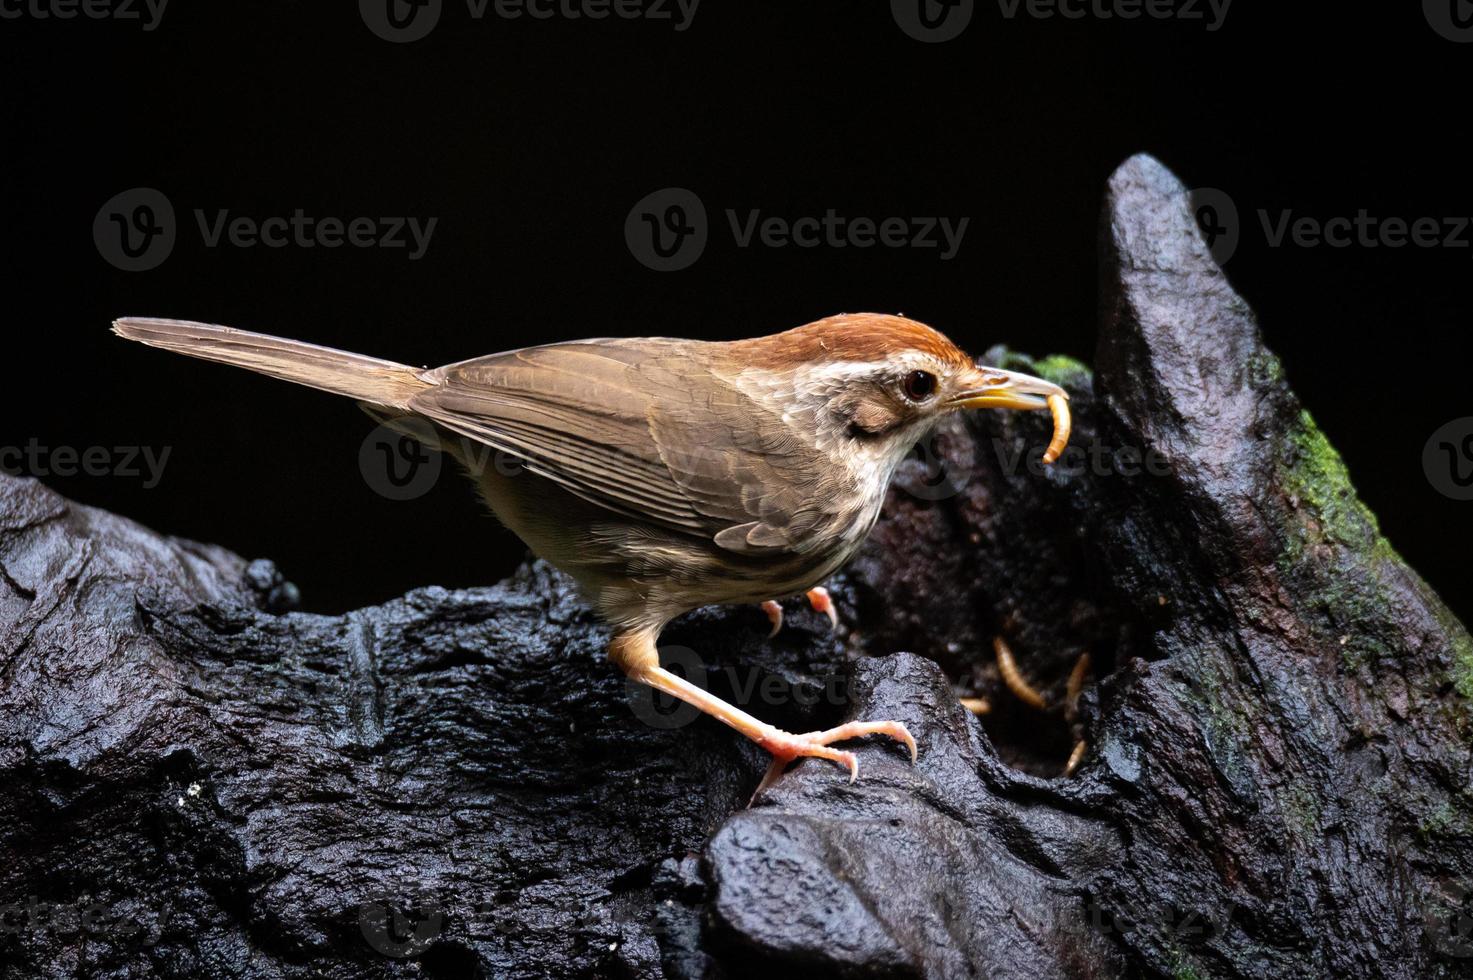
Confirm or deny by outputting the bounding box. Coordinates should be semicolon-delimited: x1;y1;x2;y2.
761;599;783;638
750;748;857;801
805;587;839;631
756;718;915;795
810;747;858;784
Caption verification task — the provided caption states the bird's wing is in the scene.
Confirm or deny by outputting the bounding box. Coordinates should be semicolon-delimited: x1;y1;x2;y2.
407;339;838;554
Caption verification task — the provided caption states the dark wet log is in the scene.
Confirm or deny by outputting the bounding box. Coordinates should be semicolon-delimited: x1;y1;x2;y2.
3;155;1469;979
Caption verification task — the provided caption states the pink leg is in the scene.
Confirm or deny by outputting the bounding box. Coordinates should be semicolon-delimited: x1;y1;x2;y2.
610;630;916;801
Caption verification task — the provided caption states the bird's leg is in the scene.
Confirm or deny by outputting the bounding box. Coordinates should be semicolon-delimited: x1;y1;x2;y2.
805;586;839;631
609;629;916;794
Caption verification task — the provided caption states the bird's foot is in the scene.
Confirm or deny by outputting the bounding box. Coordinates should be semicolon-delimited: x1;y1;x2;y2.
758;586;838;637
752;720;916;798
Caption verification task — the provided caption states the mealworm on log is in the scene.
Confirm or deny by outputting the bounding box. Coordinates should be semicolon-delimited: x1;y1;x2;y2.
1064;739;1088;777
960;697;992;715
1042;392;1072;465
1065;652;1092;720
993;636;1048;711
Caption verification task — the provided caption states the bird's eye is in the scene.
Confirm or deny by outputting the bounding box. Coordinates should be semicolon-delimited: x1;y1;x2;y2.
902;370;937;401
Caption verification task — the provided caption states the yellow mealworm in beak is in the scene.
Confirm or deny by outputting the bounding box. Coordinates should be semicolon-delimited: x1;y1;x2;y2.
1042;393;1071;465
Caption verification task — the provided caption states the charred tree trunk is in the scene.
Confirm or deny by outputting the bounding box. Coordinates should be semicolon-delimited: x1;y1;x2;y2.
2;155;1469;979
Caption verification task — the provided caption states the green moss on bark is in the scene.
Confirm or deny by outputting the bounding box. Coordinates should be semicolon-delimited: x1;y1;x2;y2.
1032;354;1093;390
1277;409;1473;703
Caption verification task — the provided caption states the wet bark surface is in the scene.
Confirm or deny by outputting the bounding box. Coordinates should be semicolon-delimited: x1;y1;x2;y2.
3;155;1470;979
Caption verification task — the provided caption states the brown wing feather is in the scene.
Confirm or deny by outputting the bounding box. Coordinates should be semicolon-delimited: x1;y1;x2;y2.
408;339;831;553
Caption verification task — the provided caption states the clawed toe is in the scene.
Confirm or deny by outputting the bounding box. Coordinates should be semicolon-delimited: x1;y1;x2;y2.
761;599;784;638
805;586;839;631
753;719;917;799
761;589;839;637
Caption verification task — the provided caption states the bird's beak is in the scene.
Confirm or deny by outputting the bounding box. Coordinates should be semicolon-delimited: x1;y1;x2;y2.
950;366;1072;464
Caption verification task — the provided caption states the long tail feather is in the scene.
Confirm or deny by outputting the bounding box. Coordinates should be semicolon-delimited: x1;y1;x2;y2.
112;317;430;410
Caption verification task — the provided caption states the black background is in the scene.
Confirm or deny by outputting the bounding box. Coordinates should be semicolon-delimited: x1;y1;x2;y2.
2;2;1469;623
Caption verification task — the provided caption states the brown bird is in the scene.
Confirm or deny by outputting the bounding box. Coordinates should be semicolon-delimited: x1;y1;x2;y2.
113;313;1070;793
